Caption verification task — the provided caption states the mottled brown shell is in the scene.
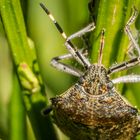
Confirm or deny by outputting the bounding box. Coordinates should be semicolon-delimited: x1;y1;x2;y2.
51;65;140;140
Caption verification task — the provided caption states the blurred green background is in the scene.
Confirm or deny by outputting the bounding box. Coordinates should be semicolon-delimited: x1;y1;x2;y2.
0;0;140;140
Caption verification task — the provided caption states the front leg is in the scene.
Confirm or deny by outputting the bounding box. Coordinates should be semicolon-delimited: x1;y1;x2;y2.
64;23;95;68
51;53;83;77
51;48;88;77
67;23;95;41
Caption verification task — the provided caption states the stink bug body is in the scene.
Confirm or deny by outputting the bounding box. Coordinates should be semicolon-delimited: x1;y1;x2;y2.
40;3;140;140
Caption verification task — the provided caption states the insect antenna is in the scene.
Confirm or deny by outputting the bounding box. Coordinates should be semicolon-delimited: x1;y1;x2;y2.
98;29;105;66
40;3;67;39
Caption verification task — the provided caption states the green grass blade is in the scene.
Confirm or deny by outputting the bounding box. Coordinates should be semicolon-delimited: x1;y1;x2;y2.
9;74;26;140
0;0;58;139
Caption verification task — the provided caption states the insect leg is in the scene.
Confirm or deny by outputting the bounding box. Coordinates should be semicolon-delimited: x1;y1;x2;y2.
65;23;95;68
51;53;84;77
108;8;140;75
41;106;53;116
124;7;140;56
112;75;140;84
66;23;95;41
108;57;140;74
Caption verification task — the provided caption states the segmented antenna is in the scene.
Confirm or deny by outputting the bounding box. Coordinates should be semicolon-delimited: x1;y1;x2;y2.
40;3;67;39
98;29;105;66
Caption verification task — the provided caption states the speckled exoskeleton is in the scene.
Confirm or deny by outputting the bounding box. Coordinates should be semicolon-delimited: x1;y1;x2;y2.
40;3;140;140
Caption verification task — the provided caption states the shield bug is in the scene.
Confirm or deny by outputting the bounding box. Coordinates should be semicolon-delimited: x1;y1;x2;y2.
40;3;140;140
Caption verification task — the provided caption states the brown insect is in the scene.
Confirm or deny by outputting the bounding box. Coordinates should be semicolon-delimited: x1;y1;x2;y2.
40;3;140;140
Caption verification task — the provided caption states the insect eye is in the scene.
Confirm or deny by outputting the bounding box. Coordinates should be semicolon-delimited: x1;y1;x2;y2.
107;81;114;89
78;77;85;84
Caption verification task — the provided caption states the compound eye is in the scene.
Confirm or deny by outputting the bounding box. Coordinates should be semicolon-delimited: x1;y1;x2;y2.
107;81;114;89
78;77;84;84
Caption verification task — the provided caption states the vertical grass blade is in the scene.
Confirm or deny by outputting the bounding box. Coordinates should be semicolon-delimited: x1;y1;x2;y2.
0;0;58;139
